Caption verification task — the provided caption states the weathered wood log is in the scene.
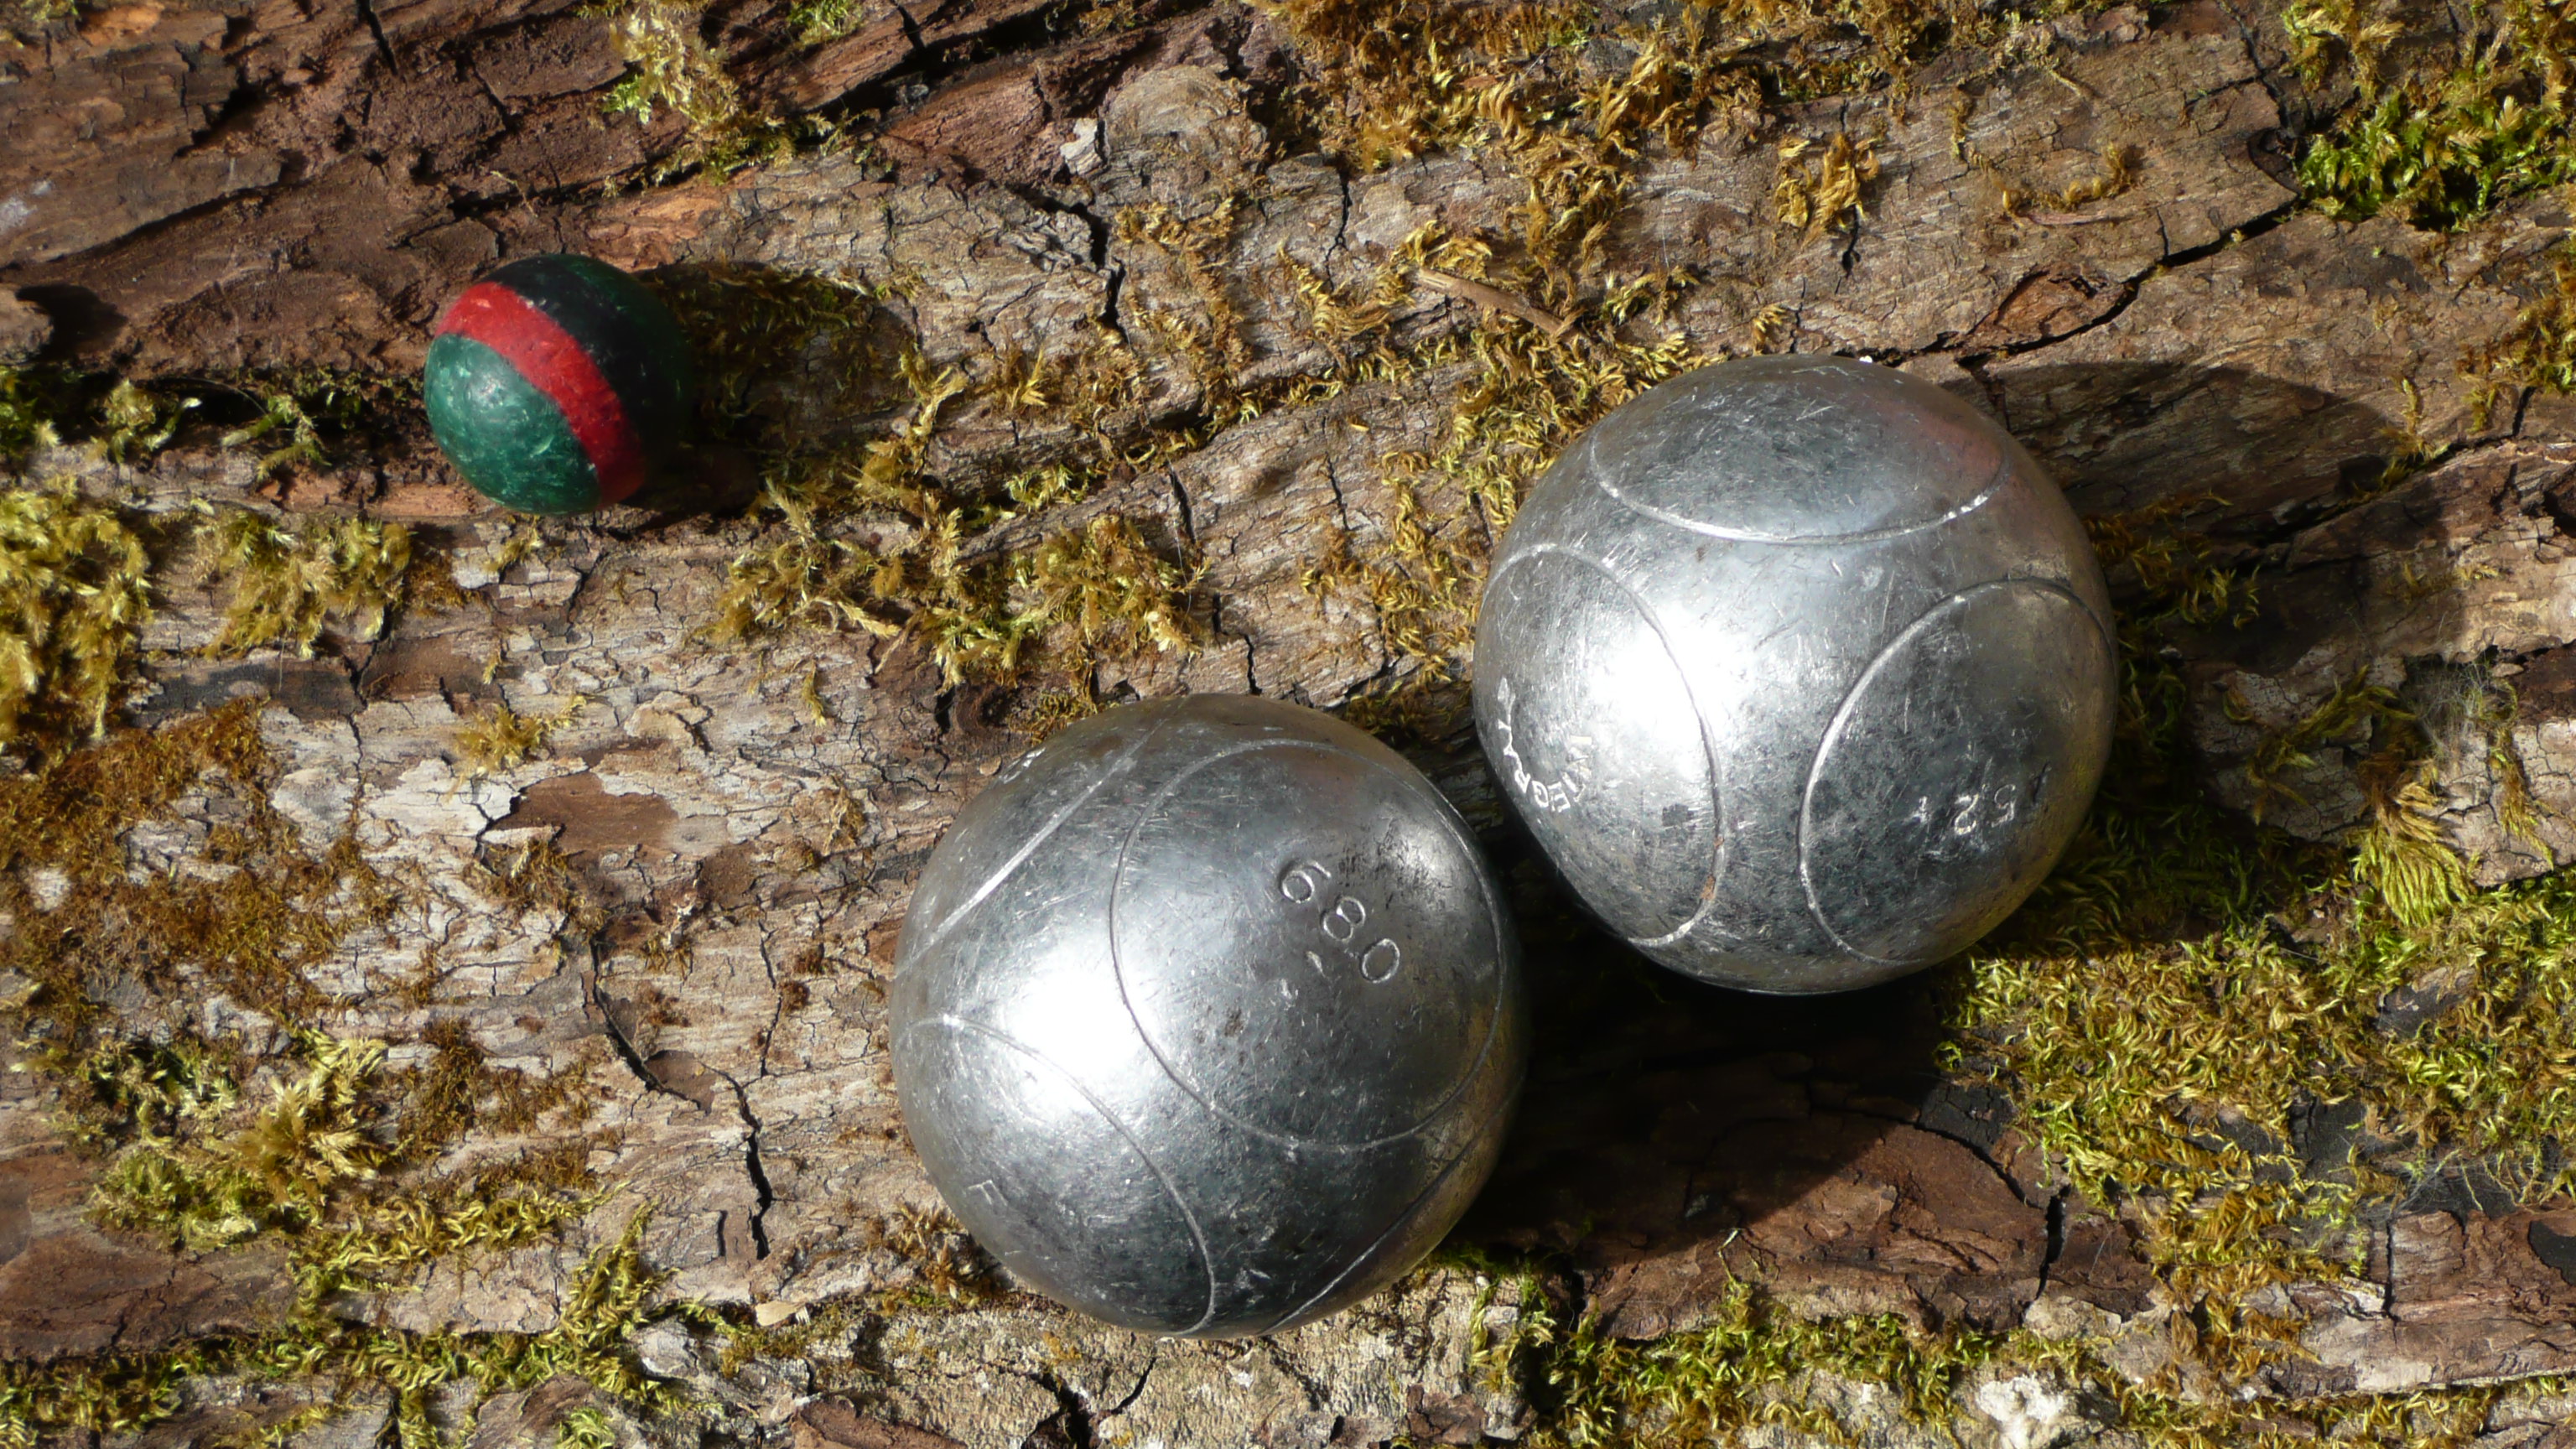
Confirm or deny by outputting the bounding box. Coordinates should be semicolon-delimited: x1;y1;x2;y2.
4;0;2576;1443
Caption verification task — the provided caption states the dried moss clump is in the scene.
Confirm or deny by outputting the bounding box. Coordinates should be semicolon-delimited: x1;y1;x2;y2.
0;482;152;755
1773;130;1883;238
0;703;367;1067
2465;240;2576;423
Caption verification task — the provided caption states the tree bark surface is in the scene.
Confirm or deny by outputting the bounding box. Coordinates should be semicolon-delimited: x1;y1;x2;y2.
5;0;2575;1444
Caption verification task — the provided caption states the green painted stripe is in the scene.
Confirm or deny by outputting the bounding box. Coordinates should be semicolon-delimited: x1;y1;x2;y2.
424;332;603;515
486;255;695;460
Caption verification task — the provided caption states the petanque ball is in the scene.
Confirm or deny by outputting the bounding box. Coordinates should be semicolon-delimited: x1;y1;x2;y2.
1472;355;2116;995
423;254;693;515
890;693;1528;1337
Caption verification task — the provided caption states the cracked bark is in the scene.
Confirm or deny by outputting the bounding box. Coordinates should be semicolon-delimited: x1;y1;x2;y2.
4;0;2576;1445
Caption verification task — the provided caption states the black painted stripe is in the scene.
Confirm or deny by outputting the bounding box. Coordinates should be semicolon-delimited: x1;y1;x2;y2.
485;255;694;460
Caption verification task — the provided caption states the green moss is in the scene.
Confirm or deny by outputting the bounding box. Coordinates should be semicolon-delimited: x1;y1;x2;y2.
555;1405;617;1449
644;265;896;446
1971;867;2576;1208
1929;546;2576;1409
783;0;860;39
216;383;335;482
21;3;2573;1440
5;365;409;483
2295;0;2575;228
0;366;70;461
60;1036;247;1151
1531;1280;2007;1447
0;1345;216;1449
92;1033;391;1255
0;700;652;1446
3;1208;699;1449
706;345;1202;693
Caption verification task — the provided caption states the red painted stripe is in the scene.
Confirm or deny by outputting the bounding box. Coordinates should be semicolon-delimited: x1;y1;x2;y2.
435;282;647;503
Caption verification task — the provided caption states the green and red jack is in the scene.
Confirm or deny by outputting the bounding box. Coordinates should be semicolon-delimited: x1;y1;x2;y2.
423;254;695;515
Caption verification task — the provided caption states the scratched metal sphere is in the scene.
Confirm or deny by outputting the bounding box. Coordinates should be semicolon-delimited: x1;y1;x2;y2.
1472;355;2116;995
890;694;1528;1337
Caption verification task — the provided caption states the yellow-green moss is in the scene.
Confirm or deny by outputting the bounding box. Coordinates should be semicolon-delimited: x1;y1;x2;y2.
0;366;70;460
0;702;640;1446
0;0;80;38
1927;506;2576;1415
2;1208;697;1449
705;343;1203;692
0;482;153;755
93;1032;392;1255
555;1405;617;1449
600;0;833;178
455;699;586;777
2467;240;2576;424
19;3;2572;1441
198;509;414;657
1519;1271;2546;1448
95;380;200;464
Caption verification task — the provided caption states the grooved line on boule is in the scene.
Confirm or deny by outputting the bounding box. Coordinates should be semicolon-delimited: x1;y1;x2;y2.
911;1014;1223;1336
1106;739;1508;1154
1251;1130;1484;1337
906;711;1173;963
1490;543;1732;951
1795;577;2108;967
1590;452;2010;547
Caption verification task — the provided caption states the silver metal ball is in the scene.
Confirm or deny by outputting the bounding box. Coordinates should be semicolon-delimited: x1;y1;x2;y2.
890;694;1528;1337
1472;356;2116;995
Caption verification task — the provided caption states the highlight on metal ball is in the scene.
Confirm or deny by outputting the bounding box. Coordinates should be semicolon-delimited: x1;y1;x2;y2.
1472;354;2117;995
889;693;1530;1337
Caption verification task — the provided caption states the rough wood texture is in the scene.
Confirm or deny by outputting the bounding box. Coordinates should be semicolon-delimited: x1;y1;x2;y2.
6;0;2576;1443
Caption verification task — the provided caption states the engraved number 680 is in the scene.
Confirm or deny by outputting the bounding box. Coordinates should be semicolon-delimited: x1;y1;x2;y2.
1279;860;1403;983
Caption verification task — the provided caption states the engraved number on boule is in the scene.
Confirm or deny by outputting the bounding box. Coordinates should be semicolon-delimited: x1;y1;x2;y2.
1903;770;2047;857
1280;860;1405;983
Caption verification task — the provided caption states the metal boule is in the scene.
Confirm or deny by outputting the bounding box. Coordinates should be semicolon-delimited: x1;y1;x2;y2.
891;693;1530;1337
1472;355;2116;995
